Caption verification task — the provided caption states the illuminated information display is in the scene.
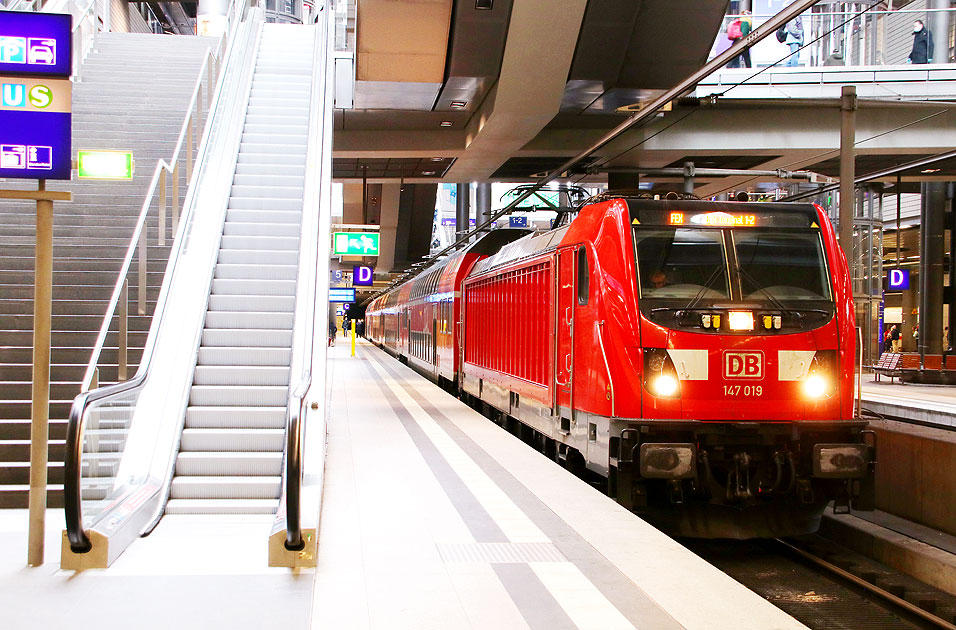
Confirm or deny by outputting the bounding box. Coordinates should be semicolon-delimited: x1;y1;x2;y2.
329;287;356;303
0;11;72;180
0;12;72;77
669;212;758;227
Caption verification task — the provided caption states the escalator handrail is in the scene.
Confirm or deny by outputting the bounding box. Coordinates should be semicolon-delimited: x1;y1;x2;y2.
63;0;252;554
282;14;330;551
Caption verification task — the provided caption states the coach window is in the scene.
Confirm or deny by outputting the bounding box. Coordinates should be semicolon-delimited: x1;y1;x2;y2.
577;246;589;305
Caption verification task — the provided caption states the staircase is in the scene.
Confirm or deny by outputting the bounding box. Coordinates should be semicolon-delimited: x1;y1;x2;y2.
166;24;314;514
0;33;213;508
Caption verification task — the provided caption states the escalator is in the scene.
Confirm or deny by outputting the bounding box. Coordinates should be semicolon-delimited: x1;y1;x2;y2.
62;11;333;568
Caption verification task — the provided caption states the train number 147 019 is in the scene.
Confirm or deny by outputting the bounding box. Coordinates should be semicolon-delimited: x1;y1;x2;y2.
723;385;763;397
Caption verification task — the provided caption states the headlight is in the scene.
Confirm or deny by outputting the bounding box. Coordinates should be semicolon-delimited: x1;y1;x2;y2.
643;349;680;398
653;374;679;397
803;374;828;398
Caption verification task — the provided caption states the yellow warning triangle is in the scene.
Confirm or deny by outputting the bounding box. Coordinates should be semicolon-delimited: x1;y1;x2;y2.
810;221;819;228
632;218;641;225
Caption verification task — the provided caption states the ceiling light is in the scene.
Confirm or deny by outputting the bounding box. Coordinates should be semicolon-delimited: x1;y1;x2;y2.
440;121;453;127
475;0;493;9
921;168;941;174
430;157;443;162
450;100;467;108
422;171;436;176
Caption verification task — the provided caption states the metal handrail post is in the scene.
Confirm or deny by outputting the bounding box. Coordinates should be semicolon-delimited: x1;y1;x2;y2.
187;115;194;181
119;279;128;381
172;162;180;234
138;228;146;315
159;172;167;247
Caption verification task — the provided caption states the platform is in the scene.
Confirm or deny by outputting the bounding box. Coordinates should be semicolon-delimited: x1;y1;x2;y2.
862;379;956;429
312;339;806;630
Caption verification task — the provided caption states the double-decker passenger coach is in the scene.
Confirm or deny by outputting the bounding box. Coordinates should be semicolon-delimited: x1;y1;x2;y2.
366;193;874;538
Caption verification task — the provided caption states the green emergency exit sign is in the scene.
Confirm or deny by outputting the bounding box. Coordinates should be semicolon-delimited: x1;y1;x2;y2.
77;150;133;180
333;232;380;256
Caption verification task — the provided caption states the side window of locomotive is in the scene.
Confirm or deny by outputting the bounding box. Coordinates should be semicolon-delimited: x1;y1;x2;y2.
634;229;729;300
577;246;589;306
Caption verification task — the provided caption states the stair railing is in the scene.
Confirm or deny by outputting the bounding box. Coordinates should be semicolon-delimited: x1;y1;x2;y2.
64;0;256;556
78;0;243;394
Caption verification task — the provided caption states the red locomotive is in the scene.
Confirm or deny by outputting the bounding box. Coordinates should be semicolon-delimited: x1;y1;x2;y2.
366;194;875;538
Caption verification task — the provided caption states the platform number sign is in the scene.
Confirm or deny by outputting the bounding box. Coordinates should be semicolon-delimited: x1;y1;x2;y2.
0;11;72;180
888;269;910;290
353;265;374;286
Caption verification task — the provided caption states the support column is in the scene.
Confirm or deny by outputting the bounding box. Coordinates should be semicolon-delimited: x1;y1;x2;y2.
377;183;401;273
456;183;470;240
839;85;857;265
342;183;364;225
682;162;695;195
28;184;53;567
920;182;946;359
928;0;950;64
475;182;492;228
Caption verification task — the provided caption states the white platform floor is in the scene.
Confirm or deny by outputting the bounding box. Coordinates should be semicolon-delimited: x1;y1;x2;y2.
0;339;808;629
312;340;807;630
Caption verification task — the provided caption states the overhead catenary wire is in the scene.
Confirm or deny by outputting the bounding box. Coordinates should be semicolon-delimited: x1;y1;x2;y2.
368;0;828;301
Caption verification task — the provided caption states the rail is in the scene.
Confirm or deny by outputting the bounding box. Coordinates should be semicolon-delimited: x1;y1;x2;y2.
64;0;252;554
280;11;332;552
78;0;237;394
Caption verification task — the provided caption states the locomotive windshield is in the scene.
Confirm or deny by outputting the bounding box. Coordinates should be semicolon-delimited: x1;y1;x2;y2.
733;231;831;302
636;229;729;300
634;225;834;332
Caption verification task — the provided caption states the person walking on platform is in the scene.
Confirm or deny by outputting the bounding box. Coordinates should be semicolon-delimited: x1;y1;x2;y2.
785;16;804;67
908;19;933;64
329;319;337;347
735;11;753;68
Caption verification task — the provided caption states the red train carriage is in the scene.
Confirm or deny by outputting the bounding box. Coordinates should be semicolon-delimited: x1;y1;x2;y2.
366;194;874;538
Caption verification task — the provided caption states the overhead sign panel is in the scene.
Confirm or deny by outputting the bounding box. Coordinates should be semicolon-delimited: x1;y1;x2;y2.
353;265;374;286
0;12;72;78
329;287;356;303
333;232;380;256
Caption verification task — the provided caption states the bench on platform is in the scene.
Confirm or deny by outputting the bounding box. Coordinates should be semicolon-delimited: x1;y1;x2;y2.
871;352;956;383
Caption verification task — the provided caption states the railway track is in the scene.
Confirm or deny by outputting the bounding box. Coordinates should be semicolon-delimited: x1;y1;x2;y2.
685;535;956;630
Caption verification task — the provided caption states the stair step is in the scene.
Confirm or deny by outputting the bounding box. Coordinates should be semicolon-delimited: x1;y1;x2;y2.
206;294;295;312
204;310;295;328
169;476;281;499
189;385;288;406
181;428;284;452
225;209;302;225
186;406;286;429
211;278;297;296
197;347;291;366
227;197;303;211
174;452;282;476
193;365;291;386
219;235;300;251
222;222;302;238
164;498;278;514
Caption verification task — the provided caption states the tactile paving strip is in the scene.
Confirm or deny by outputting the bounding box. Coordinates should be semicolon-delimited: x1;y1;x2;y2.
437;542;566;564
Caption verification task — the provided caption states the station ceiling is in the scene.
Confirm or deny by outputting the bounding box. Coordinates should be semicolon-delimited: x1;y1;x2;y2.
334;0;956;197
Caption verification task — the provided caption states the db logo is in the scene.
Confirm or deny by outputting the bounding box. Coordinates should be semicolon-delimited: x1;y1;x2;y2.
724;351;763;379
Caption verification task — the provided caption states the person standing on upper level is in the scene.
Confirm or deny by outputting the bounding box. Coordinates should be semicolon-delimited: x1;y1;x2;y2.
908;19;933;64
785;16;804;67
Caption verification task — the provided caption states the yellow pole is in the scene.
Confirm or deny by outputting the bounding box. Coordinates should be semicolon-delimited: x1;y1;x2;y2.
28;180;53;566
351;320;356;357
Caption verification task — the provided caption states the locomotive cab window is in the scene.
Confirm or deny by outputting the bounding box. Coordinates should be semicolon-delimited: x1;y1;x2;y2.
577;246;589;305
635;229;729;300
732;231;832;304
